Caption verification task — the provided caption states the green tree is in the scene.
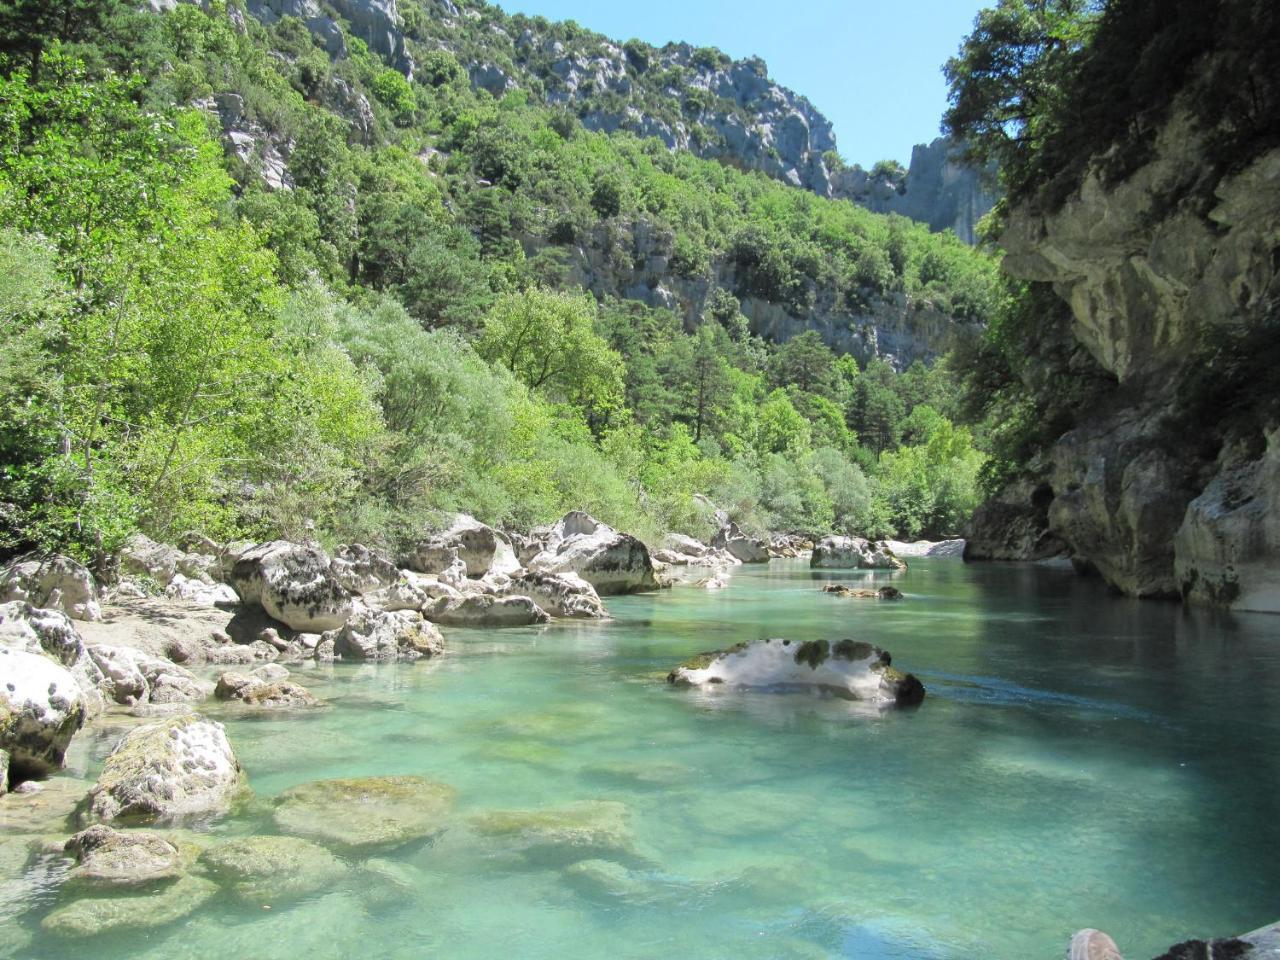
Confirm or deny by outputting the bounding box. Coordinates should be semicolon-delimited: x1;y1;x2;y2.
478;288;625;422
770;331;839;398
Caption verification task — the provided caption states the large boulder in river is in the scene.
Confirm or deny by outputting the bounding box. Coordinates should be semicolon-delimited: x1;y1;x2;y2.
329;543;399;596
322;609;443;661
0;555;101;621
667;638;925;706
527;512;658;596
230;541;354;632
0;646;88;780
810;536;906;571
86;713;245;822
505;572;607;619
426;593;550;627
0;601;104;708
711;522;770;563
402;514;520;580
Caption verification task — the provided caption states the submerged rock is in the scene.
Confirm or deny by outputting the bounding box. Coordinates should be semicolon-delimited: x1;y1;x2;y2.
63;825;185;887
214;666;319;708
667;638;924;705
0;646;87;781
272;775;455;852
0;556;101;622
527;512;658;596
810;536;906;571
426;593;550;627
86;713;244;822
199;834;347;904
471;800;638;864
822;584;904;600
563;858;653;900
230;541;354;632
41;873;218;938
1069;929;1124;960
323;609;443;661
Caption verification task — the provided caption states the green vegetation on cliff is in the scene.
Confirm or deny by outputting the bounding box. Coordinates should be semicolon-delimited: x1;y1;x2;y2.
0;1;1000;566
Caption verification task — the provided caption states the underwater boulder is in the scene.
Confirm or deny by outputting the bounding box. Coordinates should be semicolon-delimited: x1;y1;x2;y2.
272;775;455;853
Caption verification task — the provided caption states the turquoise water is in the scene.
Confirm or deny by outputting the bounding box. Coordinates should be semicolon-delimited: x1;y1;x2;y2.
7;559;1280;959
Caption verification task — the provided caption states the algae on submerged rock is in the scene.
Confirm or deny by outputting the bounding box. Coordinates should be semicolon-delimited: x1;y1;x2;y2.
271;775;455;852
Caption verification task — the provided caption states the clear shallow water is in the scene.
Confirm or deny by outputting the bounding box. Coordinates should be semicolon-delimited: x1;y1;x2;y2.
6;559;1280;959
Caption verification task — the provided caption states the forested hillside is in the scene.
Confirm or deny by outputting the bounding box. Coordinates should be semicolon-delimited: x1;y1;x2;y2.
0;0;1000;570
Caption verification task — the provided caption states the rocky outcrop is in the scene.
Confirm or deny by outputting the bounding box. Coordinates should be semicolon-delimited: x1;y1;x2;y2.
527;512;658;595
322;609;443;661
810;536;906;571
86;713;244;822
832;139;998;245
230;541;355;632
667;638;924;705
710;522;769;564
990;104;1280;610
964;470;1067;562
0;556;101;621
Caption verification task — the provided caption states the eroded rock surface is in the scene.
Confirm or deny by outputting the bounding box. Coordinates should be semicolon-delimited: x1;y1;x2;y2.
0;556;101;622
527;512;657;595
323;610;443;661
668;638;924;705
272;775;455;852
86;714;244;822
230;541;354;632
810;536;906;571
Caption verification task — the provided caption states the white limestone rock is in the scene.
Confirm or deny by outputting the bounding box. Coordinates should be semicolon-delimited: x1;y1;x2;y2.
0;556;101;621
527;512;658;596
0;647;87;779
426;594;550;627
229;541;354;632
86;713;244;822
667;638;925;705
322;609;443;662
810;536;906;571
86;645;210;706
504;572;607;619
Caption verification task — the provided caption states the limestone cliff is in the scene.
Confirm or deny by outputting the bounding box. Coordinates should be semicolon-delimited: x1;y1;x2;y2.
971;107;1280;611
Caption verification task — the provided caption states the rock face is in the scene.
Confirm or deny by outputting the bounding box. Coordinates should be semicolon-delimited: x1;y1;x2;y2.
810;536;906;571
989;104;1280;610
527;512;658;596
0;556;101;621
668;638;924;705
323;609;443;661
964;471;1067;562
832;138;999;245
86;714;244;822
230;541;355;632
711;522;770;564
0;646;87;780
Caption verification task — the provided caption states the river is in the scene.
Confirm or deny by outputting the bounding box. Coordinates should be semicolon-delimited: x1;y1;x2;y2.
7;558;1280;959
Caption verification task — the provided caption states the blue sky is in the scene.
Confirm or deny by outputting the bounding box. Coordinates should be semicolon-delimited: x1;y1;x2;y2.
492;0;989;168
